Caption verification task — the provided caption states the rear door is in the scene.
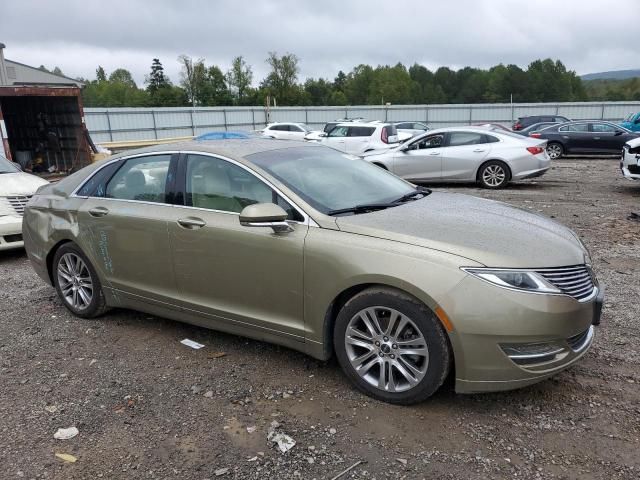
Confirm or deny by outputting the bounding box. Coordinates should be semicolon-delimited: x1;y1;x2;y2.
346;126;375;154
392;132;444;181
167;153;308;339
440;131;491;180
557;123;590;152
76;153;180;305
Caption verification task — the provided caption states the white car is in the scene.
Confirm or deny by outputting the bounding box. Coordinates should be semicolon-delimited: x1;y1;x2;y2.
363;127;550;189
394;121;430;138
260;122;315;141
0;155;49;250
314;122;400;154
621;137;640;180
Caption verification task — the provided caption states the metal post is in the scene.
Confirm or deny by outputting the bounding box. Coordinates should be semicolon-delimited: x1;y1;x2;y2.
305;108;308;124
555;104;559;115
468;105;473;125
189;109;195;136
601;103;605;120
425;105;429;124
223;109;228;131
105;110;113;141
251;108;256;130
151;110;158;139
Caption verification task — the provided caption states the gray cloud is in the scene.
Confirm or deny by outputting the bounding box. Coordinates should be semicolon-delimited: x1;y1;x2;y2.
1;0;638;86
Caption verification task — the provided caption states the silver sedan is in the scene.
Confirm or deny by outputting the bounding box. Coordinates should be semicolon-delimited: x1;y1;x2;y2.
363;127;550;188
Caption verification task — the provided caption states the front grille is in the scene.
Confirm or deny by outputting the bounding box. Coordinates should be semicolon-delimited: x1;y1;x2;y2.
4;195;31;215
536;265;595;301
629;164;640;174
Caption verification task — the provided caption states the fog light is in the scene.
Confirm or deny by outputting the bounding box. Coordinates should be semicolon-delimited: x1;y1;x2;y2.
500;342;566;366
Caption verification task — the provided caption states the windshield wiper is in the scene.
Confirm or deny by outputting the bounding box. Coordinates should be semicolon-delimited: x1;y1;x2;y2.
327;203;396;216
392;186;432;204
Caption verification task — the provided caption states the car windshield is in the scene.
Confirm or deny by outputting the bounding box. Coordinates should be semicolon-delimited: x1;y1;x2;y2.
0;155;20;174
248;146;415;214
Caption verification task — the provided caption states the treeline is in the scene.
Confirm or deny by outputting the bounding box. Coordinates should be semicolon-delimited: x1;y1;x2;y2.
583;77;640;101
52;54;634;108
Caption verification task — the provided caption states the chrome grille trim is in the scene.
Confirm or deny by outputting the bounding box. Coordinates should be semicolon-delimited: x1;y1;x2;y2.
567;326;594;353
3;195;32;216
536;264;595;301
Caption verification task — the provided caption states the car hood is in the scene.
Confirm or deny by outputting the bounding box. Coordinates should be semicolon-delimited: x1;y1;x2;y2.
0;172;49;196
335;192;586;268
625;136;640;148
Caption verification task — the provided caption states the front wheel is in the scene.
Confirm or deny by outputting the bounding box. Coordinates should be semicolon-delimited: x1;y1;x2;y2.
546;142;564;159
333;287;451;405
53;243;108;318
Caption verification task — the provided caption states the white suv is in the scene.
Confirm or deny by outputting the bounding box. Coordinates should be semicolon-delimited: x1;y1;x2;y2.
261;122;312;141
315;122;400;154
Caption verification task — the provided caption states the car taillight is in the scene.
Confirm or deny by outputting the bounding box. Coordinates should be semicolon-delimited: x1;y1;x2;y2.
526;146;544;155
529;133;541;138
514;122;522;130
381;127;389;144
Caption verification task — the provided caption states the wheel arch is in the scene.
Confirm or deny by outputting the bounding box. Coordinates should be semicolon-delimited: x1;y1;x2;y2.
46;239;74;284
475;158;513;182
320;281;454;363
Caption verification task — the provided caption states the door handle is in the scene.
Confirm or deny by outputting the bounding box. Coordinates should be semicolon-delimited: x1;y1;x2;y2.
429;151;440;156
88;207;109;217
177;218;206;229
473;148;486;152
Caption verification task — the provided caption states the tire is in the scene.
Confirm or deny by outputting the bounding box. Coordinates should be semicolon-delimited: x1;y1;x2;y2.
333;287;451;405
546;142;564;159
52;243;108;318
478;160;510;189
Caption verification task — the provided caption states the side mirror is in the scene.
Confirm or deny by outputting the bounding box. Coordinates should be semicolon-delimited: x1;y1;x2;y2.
614;130;624;136
319;132;328;138
239;203;292;233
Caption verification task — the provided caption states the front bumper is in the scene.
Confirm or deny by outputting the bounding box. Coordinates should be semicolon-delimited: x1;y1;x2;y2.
0;215;24;251
444;274;603;394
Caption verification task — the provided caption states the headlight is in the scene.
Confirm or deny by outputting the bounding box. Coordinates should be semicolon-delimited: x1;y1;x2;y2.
462;268;561;294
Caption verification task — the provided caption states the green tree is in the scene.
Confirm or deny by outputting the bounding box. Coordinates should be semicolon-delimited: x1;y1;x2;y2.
109;68;137;89
226;56;253;105
263;52;300;105
146;58;169;93
96;66;107;82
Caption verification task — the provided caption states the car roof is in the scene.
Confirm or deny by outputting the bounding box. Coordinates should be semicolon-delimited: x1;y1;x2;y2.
336;122;388;127
108;138;318;162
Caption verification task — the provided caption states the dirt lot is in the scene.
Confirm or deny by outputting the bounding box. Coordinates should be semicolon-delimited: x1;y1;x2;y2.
1;158;638;480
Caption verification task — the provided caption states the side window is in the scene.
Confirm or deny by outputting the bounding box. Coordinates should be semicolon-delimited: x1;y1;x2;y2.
484;135;500;143
328;126;349;137
591;123;617;133
396;123;410;129
78;161;122;197
414;123;427;130
185;154;302;221
290;125;304;132
349;127;375;137
447;132;486;146
410;134;444;150
104;155;172;203
559;124;588;132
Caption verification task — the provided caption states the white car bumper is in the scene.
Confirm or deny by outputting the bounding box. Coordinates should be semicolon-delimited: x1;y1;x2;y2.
621;145;640;180
0;215;24;250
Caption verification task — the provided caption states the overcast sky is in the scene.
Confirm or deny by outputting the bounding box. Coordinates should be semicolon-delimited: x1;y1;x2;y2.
1;0;639;86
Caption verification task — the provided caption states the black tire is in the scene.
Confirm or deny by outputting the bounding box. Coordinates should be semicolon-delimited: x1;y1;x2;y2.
546;142;564;160
52;243;108;318
477;160;510;189
333;287;451;405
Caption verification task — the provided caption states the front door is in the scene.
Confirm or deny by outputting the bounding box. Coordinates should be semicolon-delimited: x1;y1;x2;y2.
323;125;349;152
168;153;308;340
589;122;626;153
392;133;444;181
77;153;179;304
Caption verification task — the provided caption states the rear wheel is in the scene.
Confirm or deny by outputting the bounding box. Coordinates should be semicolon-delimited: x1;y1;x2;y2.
53;243;108;318
478;161;510;189
546;142;563;159
333;287;450;404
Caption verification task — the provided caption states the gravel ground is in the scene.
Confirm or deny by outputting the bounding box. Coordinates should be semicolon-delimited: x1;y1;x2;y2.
0;158;638;480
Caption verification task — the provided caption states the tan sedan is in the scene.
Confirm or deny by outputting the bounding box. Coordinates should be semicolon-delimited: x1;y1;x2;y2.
23;139;603;404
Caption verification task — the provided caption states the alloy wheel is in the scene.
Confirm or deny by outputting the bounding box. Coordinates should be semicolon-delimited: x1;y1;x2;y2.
57;252;93;310
344;306;429;393
547;144;562;159
482;164;506;187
